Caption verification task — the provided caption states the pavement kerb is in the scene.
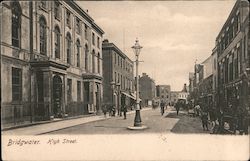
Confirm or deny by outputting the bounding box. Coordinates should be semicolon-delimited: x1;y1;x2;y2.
2;108;152;133
2;113;97;131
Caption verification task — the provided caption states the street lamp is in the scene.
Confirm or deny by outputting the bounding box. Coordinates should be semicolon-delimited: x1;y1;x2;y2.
116;83;121;116
110;81;116;115
128;38;147;129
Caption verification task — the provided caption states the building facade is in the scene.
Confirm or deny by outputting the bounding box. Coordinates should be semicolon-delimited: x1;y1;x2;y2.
102;39;135;114
1;1;104;127
139;73;156;107
156;85;171;105
216;0;249;120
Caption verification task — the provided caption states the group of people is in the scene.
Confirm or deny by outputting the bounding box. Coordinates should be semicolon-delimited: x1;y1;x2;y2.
101;104;128;119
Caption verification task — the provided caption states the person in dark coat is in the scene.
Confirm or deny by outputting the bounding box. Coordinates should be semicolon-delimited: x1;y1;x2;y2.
123;105;127;119
201;111;209;131
160;100;165;116
102;104;107;117
175;102;180;115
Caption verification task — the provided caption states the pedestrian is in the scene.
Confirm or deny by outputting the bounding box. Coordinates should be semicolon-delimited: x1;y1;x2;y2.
175;102;180;115
201;111;209;131
102;104;107;117
123;105;127;119
160;100;165;116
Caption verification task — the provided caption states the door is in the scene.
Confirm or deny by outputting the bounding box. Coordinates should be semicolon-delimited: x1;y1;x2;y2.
53;75;62;117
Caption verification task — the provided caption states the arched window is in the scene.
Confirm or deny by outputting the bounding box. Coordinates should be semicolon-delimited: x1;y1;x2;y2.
97;53;100;74
85;45;88;71
92;50;95;73
39;16;47;55
76;39;80;67
11;2;21;48
54;26;60;59
66;33;71;64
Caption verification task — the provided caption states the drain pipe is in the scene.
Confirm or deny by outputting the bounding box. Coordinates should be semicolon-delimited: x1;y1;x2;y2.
29;1;33;123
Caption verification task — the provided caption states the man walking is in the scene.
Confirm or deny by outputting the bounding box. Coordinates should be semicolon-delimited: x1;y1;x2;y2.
160;100;165;116
201;111;209;131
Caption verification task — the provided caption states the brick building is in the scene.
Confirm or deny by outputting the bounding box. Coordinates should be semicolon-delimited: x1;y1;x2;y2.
102;39;135;114
216;0;249;117
156;85;171;105
1;1;104;128
139;73;156;107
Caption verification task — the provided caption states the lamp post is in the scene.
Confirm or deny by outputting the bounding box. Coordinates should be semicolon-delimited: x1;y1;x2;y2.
116;83;121;116
127;38;147;129
110;81;115;116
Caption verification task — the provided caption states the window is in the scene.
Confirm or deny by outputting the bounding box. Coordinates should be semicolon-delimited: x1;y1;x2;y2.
92;33;95;45
97;37;100;48
11;2;21;48
66;33;71;64
54;1;60;19
114;54;116;64
84;24;88;39
97;53;100;73
77;81;81;101
92;50;95;73
67;79;72;102
85;45;88;71
76;40;80;67
66;10;71;27
39;17;47;55
55;26;60;59
115;72;117;82
76;18;81;34
12;67;22;102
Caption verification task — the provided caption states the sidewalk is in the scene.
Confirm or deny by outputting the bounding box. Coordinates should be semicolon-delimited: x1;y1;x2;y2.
2;108;151;135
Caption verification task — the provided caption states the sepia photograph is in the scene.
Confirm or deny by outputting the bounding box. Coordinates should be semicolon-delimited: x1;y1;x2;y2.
1;0;249;160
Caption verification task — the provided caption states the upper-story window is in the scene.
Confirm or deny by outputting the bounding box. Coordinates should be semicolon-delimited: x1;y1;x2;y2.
55;26;60;59
11;2;21;48
66;33;72;64
39;16;47;55
85;45;89;71
84;24;88;39
40;1;47;9
97;53;100;74
66;10;71;27
76;39;81;67
92;33;95;45
54;1;61;20
76;18;81;34
92;50;95;73
97;37;100;48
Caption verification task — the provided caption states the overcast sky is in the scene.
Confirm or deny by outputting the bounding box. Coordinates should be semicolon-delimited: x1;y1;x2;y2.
77;0;235;91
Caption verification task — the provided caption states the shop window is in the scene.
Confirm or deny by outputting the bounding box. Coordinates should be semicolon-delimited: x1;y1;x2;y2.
77;81;81;102
12;67;22;102
67;79;72;102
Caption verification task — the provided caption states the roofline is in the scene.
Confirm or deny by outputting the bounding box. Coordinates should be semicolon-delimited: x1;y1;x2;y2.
216;0;248;41
102;42;133;63
65;1;104;35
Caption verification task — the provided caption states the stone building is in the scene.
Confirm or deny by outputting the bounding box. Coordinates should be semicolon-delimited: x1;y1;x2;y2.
216;0;249;117
102;39;135;115
139;73;156;107
156;85;171;105
1;1;104;127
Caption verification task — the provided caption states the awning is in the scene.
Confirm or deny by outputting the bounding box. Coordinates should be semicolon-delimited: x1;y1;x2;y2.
122;92;135;100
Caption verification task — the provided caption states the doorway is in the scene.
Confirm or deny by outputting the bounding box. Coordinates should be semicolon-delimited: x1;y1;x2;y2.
53;75;62;117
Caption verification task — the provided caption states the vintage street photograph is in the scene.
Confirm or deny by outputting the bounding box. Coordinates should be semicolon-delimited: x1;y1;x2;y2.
1;0;249;160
